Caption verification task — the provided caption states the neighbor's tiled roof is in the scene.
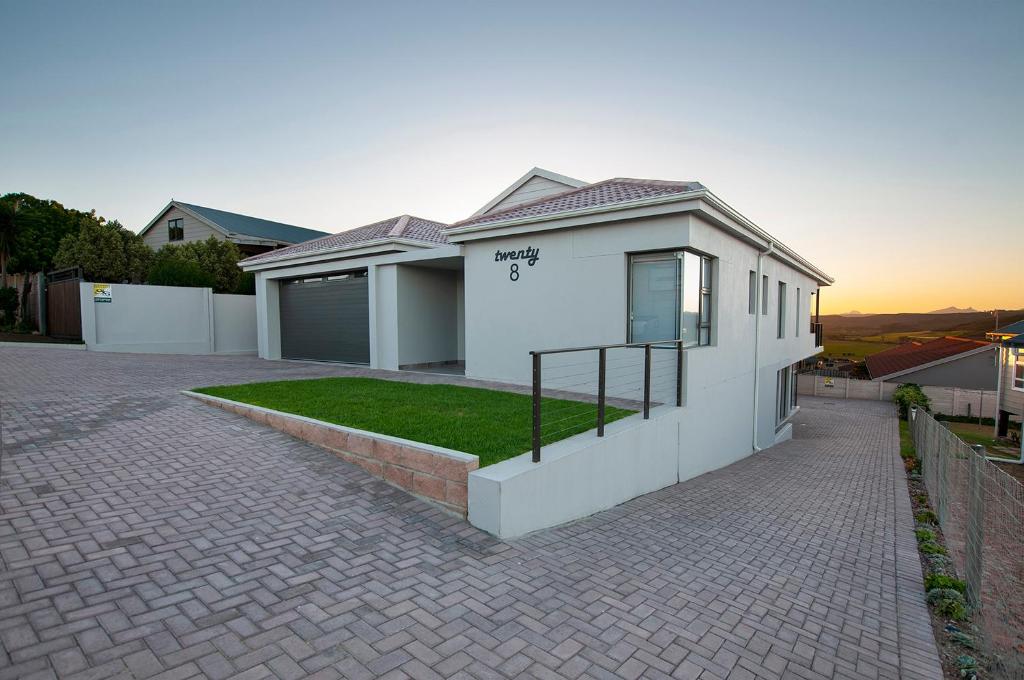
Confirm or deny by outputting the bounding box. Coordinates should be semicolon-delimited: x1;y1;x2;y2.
178;202;329;244
241;215;448;264
449;178;706;229
991;320;1024;337
865;336;993;379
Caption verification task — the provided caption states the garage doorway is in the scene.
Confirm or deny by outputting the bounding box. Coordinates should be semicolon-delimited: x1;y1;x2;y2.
279;270;369;363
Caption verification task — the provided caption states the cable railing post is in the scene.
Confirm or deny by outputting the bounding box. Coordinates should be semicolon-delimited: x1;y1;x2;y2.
532;352;541;463
675;341;683;407
643;344;652;419
597;347;607;436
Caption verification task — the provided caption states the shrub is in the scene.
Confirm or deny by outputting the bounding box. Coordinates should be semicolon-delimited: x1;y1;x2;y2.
920;541;947;555
146;258;215;289
925;573;966;594
928;554;953;574
234;271;255;295
915;510;937;524
152;237;242;293
894;383;931;419
926;589;968;620
915;528;936;543
0;286;17;322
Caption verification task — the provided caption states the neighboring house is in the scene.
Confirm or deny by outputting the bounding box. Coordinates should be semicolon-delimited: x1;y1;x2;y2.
990;321;1024;446
138;201;329;256
240;167;831;458
864;336;997;389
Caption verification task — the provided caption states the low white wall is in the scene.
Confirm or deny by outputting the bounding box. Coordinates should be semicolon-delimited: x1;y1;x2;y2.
798;373;997;418
468;407;682;538
80;282;256;355
213;294;257;354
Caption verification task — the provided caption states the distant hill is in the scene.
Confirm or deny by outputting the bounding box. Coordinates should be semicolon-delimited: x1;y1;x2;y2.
927;306;979;314
821;309;1024;340
839;310;871;317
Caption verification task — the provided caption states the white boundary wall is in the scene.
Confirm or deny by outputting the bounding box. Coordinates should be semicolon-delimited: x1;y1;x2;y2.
80;282;256;354
797;373;997;418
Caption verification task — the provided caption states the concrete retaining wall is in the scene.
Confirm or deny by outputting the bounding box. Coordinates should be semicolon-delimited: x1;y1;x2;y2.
80;282;256;354
469;406;684;538
798;373;997;418
186;391;479;515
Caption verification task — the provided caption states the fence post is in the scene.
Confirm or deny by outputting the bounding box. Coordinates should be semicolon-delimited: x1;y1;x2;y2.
597;348;607;436
532;352;541;463
965;449;985;610
643;344;652;420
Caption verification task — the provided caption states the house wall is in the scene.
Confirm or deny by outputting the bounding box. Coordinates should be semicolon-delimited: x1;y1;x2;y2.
998;347;1024;417
885;348;997;390
396;265;460;367
79;282;256;354
142;205;222;249
461;212;822;465
485;175;576;214
797;373;998;418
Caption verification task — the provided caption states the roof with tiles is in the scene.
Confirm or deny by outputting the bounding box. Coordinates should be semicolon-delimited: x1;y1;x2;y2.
176;202;330;244
865;336;994;379
449;178;706;230
241;215;449;265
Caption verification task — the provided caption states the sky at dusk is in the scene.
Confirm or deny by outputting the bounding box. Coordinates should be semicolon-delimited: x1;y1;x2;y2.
3;0;1021;314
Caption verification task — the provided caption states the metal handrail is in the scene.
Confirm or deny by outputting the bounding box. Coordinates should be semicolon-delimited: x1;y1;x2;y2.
530;338;686;462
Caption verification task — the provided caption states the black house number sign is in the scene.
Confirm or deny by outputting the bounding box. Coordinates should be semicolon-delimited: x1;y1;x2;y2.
494;246;540;282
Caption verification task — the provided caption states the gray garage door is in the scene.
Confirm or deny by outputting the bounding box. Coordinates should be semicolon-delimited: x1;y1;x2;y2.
279;272;370;363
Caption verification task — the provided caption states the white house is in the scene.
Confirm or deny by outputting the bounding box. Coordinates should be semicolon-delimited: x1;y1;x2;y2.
240;168;832;531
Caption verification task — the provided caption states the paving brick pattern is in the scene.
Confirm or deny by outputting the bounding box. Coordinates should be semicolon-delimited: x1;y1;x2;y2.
0;349;941;679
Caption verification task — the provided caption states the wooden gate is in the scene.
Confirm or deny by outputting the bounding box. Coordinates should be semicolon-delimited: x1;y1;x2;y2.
45;268;82;340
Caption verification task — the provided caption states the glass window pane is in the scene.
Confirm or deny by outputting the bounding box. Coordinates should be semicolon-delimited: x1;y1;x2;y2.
681;252;700;346
630;256;679;343
699;327;710;345
701;257;712;288
700;293;711;323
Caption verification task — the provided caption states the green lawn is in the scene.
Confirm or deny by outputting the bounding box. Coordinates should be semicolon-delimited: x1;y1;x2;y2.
194;377;634;467
823;339;896;360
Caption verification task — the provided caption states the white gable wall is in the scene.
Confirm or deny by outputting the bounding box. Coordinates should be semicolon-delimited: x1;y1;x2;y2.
484;176;577;215
142;205;223;249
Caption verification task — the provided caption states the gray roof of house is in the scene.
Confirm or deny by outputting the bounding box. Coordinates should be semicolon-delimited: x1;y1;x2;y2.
178;202;330;244
241;214;448;265
994;320;1024;336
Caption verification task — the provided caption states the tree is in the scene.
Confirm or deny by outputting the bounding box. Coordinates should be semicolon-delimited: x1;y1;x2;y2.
150;237;242;293
146;258;215;289
0;193;97;277
53;219;151;283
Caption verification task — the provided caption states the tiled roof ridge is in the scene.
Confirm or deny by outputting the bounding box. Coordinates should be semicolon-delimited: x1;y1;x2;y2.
449;176;705;229
451;179;610;227
388;215;412;238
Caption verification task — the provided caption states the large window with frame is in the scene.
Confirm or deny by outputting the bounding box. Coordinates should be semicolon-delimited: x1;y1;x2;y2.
1014;350;1024;391
777;363;798;424
628;250;713;347
168;218;184;241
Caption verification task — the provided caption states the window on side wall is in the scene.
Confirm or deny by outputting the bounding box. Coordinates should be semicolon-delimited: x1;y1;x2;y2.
748;270;756;315
168;218;184;241
761;275;768;315
776;363;798;425
628;249;714;348
777;281;787;339
1014;350;1024;391
795;287;801;336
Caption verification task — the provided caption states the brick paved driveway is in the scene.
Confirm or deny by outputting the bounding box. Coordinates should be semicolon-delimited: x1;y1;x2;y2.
0;349;941;679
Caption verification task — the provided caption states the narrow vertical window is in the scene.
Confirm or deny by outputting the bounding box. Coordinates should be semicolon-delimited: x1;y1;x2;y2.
795;288;800;336
761;275;768;315
748;270;756;315
777;282;787;339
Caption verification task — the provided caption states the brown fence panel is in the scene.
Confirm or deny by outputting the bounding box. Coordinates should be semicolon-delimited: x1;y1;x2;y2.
46;277;81;340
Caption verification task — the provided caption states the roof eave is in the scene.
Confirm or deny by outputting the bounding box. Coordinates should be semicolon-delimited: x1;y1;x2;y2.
445;190;834;286
240;237;443;271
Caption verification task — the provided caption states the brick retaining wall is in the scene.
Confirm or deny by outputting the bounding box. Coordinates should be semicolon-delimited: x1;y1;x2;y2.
185;391;479;516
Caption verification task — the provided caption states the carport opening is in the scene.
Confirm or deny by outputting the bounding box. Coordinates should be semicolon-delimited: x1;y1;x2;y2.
396;258;464;375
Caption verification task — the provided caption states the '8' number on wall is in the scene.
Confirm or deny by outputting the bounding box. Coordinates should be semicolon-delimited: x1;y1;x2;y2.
509;263;519;281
